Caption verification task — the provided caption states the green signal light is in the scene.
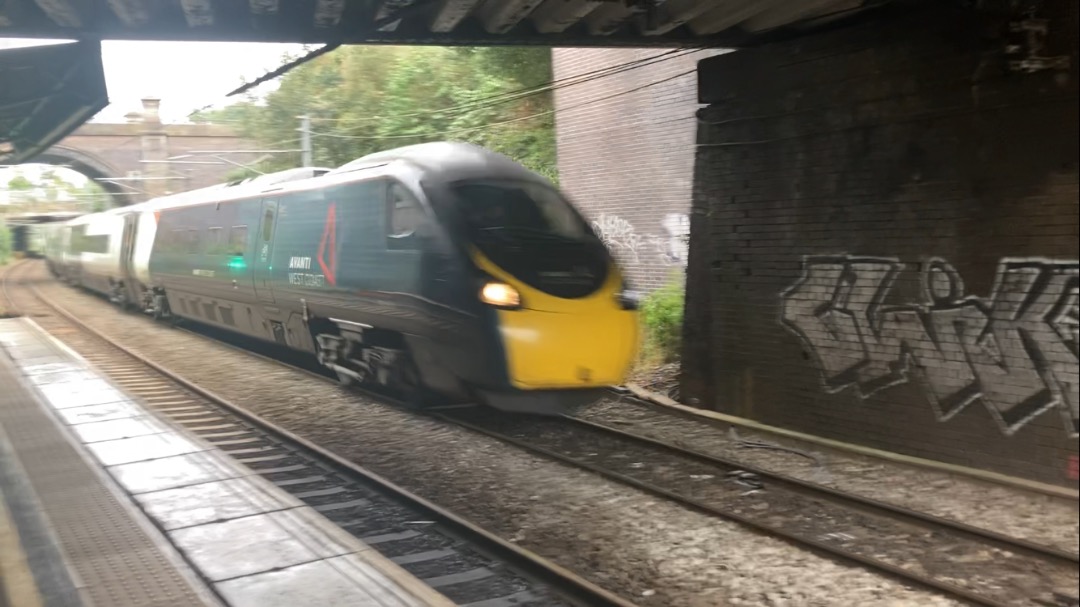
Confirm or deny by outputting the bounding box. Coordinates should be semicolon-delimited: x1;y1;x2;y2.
227;256;247;270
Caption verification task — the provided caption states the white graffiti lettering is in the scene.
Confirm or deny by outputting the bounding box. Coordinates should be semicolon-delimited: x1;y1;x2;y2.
592;214;646;263
660;213;690;265
591;212;690;267
780;255;1079;437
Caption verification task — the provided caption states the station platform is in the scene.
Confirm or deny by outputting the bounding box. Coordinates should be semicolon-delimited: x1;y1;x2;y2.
0;317;456;607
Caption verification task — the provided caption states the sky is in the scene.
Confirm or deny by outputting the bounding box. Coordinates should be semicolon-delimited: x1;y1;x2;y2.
0;37;305;122
1;37;306;200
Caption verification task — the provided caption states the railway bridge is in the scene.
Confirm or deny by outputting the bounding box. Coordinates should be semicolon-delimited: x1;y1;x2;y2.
28;98;254;205
1;0;1077;491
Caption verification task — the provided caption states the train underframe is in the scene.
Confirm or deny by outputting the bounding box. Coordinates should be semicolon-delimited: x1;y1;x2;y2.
52;267;594;416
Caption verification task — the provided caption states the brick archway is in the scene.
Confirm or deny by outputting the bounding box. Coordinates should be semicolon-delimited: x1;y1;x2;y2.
33;145;132;207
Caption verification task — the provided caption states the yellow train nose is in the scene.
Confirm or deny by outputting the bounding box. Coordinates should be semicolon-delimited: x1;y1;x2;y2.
470;249;641;390
496;306;639;389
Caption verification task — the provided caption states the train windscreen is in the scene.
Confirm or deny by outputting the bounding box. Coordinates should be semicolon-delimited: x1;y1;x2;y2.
453;180;590;243
451;180;610;298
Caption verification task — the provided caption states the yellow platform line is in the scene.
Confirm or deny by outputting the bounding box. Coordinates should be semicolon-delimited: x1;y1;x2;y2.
0;493;45;607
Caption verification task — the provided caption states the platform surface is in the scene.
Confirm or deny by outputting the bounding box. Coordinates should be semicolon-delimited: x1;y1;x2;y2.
0;317;456;607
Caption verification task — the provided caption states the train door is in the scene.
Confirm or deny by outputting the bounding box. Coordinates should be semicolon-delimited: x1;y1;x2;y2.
253;198;277;304
119;212;140;306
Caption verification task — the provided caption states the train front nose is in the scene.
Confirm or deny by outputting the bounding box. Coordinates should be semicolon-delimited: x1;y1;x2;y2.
496;305;638;391
472;261;640;415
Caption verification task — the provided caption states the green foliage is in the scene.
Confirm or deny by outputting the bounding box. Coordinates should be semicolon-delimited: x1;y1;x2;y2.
225;166;261;182
4;169;112;212
211;45;557;180
190;102;260;125
0;220;12;265
6;175;33;191
639;274;685;364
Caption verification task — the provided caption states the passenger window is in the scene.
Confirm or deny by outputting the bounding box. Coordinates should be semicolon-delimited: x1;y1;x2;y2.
387;183;422;248
207;227;223;254
229;226;248;256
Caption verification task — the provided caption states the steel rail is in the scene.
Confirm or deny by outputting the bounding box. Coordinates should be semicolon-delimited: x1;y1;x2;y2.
0;258;29;316
564;411;1080;567
429;410;1027;607
20;262;1079;607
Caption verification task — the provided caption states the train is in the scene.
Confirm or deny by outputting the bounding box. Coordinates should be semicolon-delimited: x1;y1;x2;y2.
42;142;641;415
3;212;82;259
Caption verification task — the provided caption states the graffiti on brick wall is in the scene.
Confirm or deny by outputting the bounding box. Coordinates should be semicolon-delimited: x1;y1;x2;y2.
591;213;689;266
780;255;1079;438
659;213;690;265
592;214;646;263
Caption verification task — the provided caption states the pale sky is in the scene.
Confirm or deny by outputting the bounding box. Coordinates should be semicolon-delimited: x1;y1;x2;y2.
1;37;305;122
2;37;305;199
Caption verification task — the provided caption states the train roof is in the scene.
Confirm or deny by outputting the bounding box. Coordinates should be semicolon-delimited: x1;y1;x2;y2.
329;141;544;184
61;142;548;223
3;211;83;224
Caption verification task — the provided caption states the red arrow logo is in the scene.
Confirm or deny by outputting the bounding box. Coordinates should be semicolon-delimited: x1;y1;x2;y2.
316;202;337;286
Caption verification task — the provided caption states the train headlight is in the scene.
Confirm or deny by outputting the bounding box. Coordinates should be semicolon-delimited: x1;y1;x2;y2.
480;281;522;309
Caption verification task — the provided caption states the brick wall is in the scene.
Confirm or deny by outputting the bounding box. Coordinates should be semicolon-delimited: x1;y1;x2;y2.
552;47;722;292
57;122;252;203
683;2;1079;487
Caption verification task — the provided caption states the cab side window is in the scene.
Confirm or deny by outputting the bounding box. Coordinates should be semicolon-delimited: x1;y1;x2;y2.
386;183;423;250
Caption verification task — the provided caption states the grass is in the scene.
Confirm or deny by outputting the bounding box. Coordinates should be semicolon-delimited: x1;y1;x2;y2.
633;272;685;373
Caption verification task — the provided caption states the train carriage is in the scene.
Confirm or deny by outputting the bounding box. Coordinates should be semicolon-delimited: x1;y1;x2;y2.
44;142;641;415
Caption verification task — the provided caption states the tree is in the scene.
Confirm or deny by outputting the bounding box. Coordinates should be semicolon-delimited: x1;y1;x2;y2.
190;101;261;125
77;181;112;212
0;220;12;265
7;175;34;190
224;167;261;182
211;46;558;180
6;173;39;206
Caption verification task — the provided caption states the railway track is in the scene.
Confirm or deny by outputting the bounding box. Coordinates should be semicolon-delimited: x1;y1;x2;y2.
157;298;1080;607
10;261;1080;607
435;406;1079;607
0;260;639;607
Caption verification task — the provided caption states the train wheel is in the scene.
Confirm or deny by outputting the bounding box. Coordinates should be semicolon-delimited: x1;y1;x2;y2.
151;294;170;322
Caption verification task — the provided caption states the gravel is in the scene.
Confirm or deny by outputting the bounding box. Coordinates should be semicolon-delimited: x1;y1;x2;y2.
32;266;977;606
578;396;1080;555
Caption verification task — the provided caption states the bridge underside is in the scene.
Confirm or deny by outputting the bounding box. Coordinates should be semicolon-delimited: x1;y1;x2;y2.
0;0;903;46
1;0;916;183
31;145;132;206
0;40;108;166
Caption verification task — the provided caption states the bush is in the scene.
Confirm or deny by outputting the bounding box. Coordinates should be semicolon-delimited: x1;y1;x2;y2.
639;274;685;364
0;220;11;265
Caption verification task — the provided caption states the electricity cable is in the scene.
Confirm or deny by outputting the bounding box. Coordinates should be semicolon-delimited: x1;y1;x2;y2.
308;67;696;141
